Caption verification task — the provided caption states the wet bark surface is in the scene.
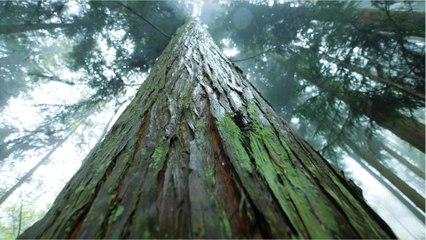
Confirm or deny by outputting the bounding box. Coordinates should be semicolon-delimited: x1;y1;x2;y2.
19;21;396;239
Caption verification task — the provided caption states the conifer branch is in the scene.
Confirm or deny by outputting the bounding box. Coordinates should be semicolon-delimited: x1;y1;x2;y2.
230;46;276;62
117;2;171;39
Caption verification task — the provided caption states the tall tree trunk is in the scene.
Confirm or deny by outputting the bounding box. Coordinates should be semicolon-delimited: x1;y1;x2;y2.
343;138;425;212
319;53;425;101
273;50;425;153
387;138;425;170
308;7;425;38
297;64;425;153
0;127;77;206
381;144;425;179
355;8;425;38
19;20;395;239
17;197;23;237
344;147;425;224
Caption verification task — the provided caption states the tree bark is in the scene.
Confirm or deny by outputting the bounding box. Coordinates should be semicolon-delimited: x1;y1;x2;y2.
19;20;395;239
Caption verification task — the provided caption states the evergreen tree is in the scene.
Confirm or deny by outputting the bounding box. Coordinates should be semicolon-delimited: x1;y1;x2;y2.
19;20;395;239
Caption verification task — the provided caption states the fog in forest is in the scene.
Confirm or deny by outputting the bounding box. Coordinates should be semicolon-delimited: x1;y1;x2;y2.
0;0;424;239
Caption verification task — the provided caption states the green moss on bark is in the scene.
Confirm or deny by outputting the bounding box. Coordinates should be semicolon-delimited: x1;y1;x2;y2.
108;205;125;223
218;114;253;174
150;144;165;169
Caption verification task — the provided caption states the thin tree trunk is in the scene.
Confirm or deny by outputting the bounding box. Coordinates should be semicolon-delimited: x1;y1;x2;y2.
306;70;424;153
343;138;425;212
81;102;126;165
309;7;425;38
19;20;395;239
344;148;425;224
373;111;425;153
356;8;425;38
0;103;121;206
381;144;425;179
320;53;425;101
274;51;425;153
0;107;121;206
17;197;23;237
0;127;76;206
386;138;426;170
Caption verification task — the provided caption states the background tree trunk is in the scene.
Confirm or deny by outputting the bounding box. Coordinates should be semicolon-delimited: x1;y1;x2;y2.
303;69;425;153
308;7;425;38
381;144;425;179
343;138;425;212
19;20;395;239
0;127;77;206
344;147;425;224
274;51;425;153
319;52;425;101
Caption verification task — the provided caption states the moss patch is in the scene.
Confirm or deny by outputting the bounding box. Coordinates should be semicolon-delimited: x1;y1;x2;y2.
108;205;125;224
218;114;253;174
149;144;165;169
140;147;146;156
74;185;85;195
